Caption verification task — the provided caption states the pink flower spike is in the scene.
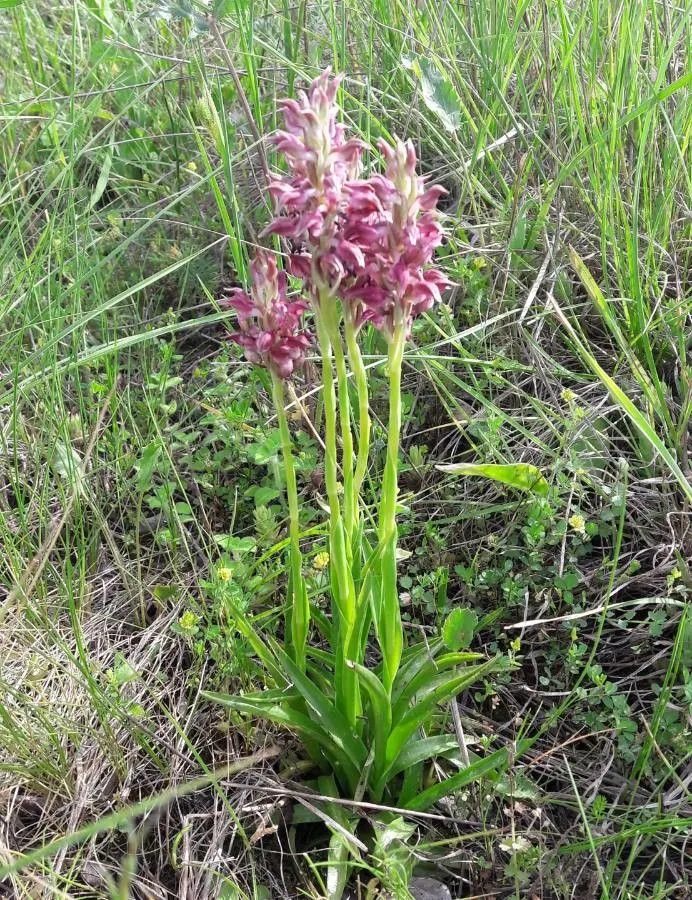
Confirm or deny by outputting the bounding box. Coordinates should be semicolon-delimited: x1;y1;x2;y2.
265;70;373;297
225;248;311;379
341;136;451;337
261;217;305;239
261;71;451;336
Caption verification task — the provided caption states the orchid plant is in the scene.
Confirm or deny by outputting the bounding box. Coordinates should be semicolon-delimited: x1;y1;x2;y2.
206;72;510;818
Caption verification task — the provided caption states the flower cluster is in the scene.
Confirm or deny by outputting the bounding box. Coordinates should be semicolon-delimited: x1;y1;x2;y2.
224;250;311;378
342;139;451;334
265;70;449;334
263;70;369;295
227;70;450;377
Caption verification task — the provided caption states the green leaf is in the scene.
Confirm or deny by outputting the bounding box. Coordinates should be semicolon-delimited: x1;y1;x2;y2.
391;638;445;707
329;515;356;623
509;211;526;252
442;607;478;650
109;653;139;687
378;735;462;792
89;131;114;210
405;744;527;811
247;485;280;506
317;775;360;898
397;762;423;807
269;642;368;777
436;462;550;496
203;690;360;788
213;535;256;556
248;431;282;465
52;441;85;495
223;610;287;689
348;662;391;789
386;658;503;769
0;0;24;8
135;440;163;489
326;829;353;900
555;572;581;591
206;687;299;708
403;56;462;132
495;773;540;800
392;648;484;719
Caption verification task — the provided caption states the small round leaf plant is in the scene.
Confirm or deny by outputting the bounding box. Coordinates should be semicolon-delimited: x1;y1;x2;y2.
207;72;510;812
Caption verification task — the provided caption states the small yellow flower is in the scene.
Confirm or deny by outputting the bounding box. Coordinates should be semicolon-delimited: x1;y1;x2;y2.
472;256;487;270
560;388;576;403
569;513;586;536
185;161;198;172
312;551;330;571
217;567;233;582
179;610;199;631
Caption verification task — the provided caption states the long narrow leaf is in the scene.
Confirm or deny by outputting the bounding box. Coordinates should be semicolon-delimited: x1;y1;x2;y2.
269;641;368;775
436;462;550;496
386;659;503;769
376;734;464;797
404;743;532;812
392;652;486;721
204;691;360;789
385;735;465;780
348;661;391;791
391;638;445;707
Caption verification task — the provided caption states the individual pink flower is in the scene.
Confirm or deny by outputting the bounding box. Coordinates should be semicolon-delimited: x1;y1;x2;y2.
342;138;452;337
224;250;311;378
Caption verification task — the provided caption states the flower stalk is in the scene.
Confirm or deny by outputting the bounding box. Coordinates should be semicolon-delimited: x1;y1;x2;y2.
332;324;355;548
313;300;341;523
377;323;406;692
271;372;308;670
344;306;370;504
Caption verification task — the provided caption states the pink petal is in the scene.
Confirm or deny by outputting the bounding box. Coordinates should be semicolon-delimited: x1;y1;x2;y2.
255;331;273;352
287;254;312;279
261;217;304;239
419;184;447;210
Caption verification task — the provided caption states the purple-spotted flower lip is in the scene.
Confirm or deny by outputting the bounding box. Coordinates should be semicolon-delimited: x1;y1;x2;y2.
224;249;311;378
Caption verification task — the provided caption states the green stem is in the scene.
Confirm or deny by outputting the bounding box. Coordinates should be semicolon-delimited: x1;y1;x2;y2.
377;323;406;693
271;372;307;671
344;311;371;503
314;291;360;729
378;324;405;543
331;322;355;547
313;301;340;522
